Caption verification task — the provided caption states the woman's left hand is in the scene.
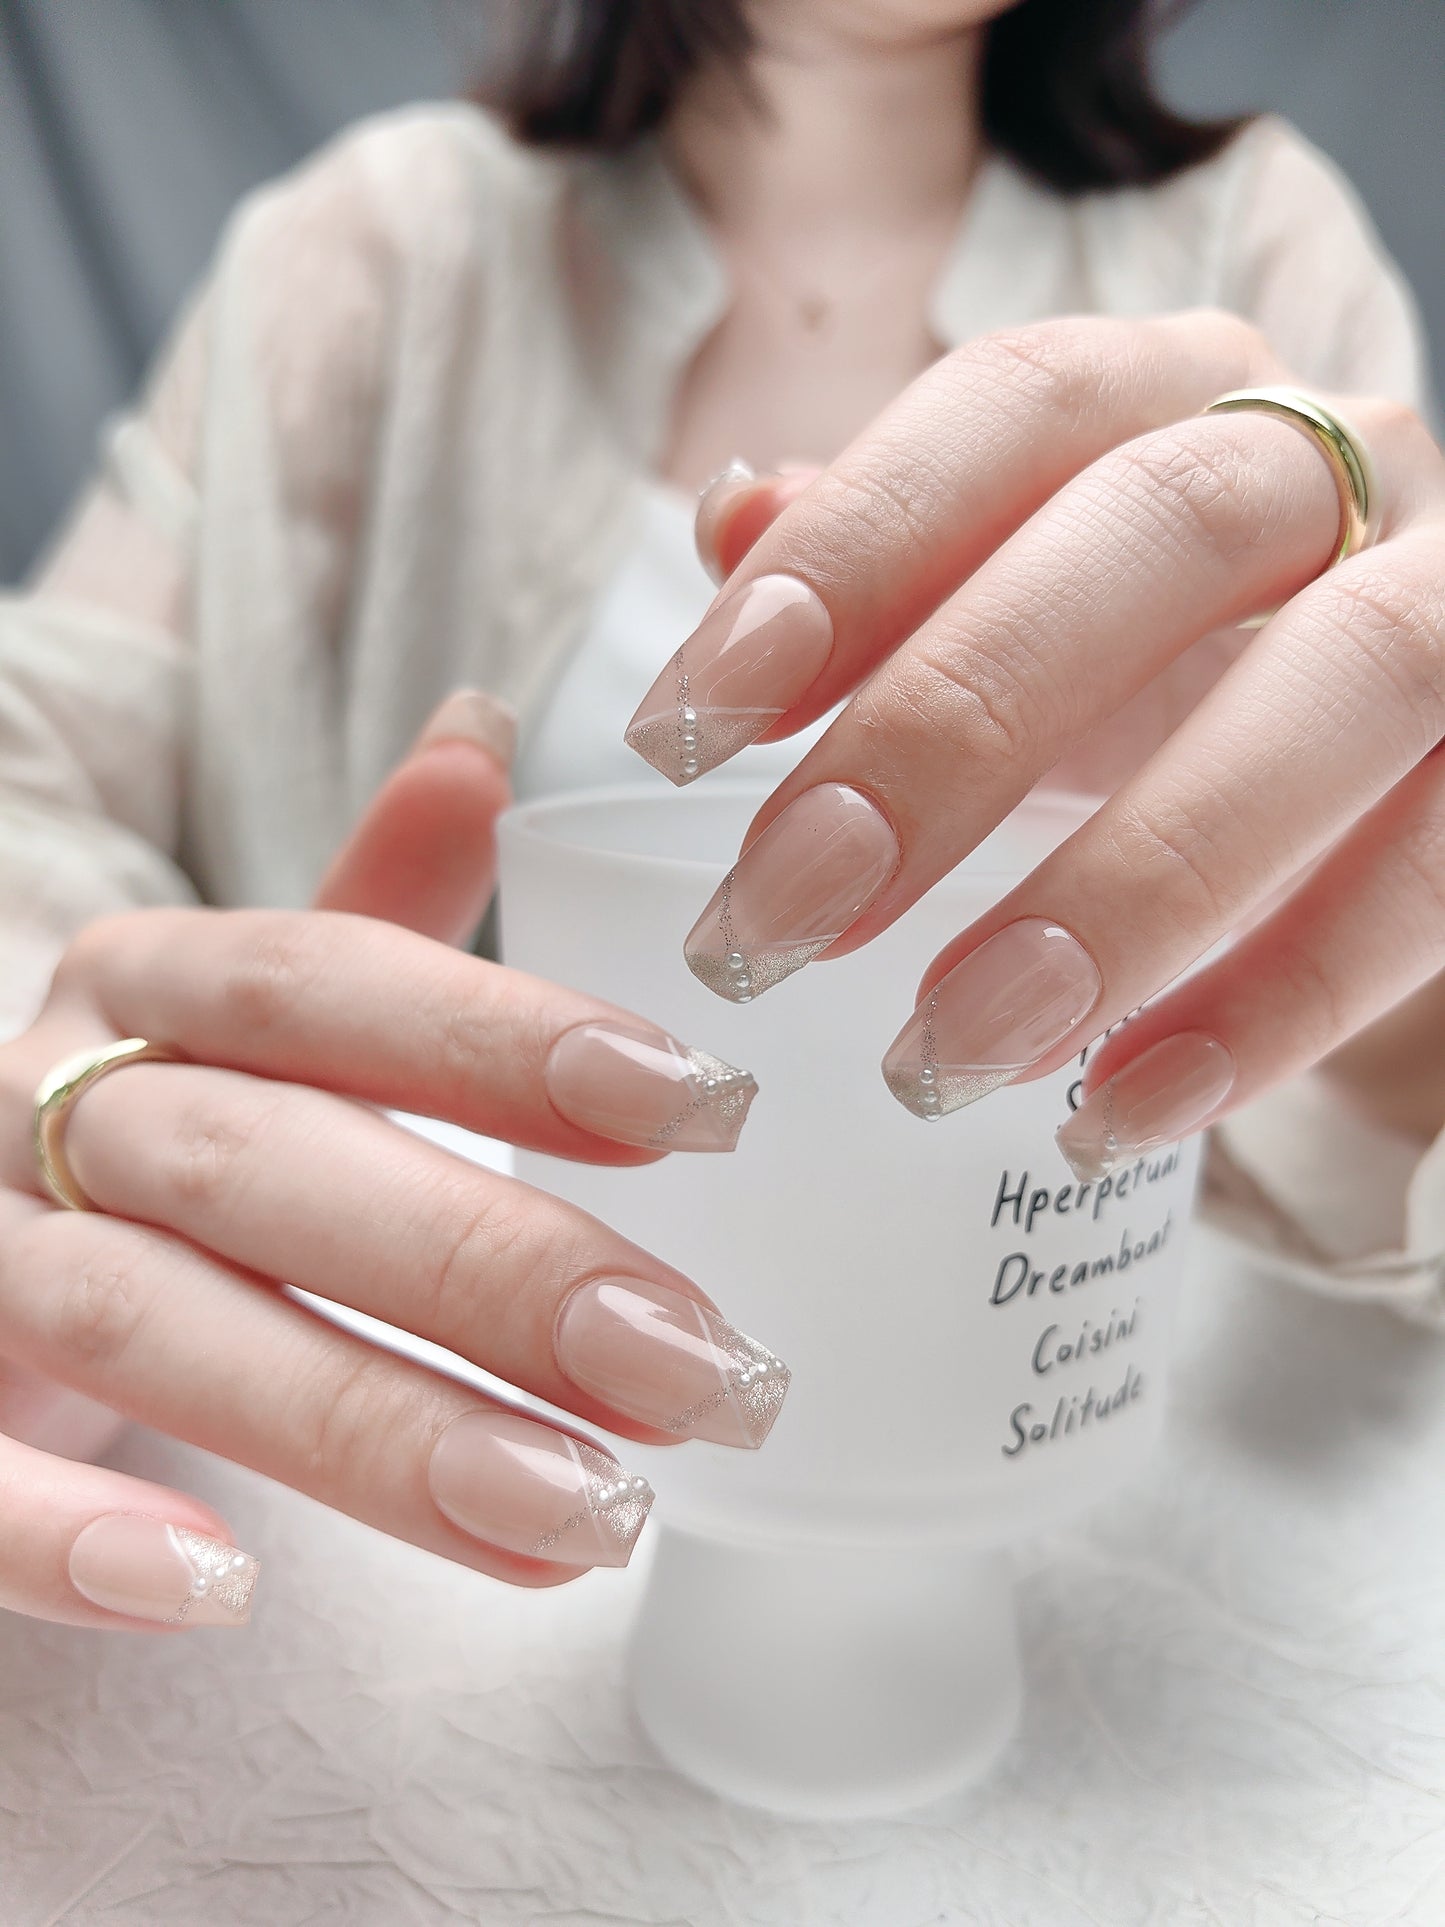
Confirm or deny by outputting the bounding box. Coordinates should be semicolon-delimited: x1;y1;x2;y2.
626;309;1445;1174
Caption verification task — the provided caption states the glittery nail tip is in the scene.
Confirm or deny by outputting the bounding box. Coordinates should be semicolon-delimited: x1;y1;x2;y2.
169;1528;261;1627
531;1442;655;1567
883;1060;1022;1121
664;1318;792;1450
685;932;833;1003
649;1047;758;1151
626;709;783;786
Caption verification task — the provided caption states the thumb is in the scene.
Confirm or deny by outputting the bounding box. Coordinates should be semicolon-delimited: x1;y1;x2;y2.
695;461;823;588
312;689;516;946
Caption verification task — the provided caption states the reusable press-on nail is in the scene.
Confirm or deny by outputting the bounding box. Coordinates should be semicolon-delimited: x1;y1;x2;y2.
555;1277;791;1449
1055;1032;1235;1181
884;920;1102;1120
68;1516;259;1627
685;784;898;1002
429;1410;653;1567
545;1022;757;1152
626;574;833;784
415;688;518;767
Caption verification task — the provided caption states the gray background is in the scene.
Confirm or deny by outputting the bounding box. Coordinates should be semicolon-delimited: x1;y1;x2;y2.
0;0;1441;581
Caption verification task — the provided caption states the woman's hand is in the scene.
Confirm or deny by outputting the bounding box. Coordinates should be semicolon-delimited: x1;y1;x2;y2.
0;694;781;1631
627;310;1445;1166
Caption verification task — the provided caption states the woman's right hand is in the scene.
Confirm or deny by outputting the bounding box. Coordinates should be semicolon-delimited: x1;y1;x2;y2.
0;695;782;1631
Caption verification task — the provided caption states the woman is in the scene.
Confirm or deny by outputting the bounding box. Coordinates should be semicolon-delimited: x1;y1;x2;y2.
0;0;1441;1631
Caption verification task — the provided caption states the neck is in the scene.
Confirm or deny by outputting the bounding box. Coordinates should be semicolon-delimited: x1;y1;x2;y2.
664;11;984;246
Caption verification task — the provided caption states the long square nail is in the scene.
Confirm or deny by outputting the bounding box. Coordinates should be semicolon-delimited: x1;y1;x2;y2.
685;783;899;1002
429;1409;654;1567
883;920;1101;1119
555;1277;790;1448
69;1516;260;1627
625;574;833;784
545;1022;756;1152
1055;1032;1235;1180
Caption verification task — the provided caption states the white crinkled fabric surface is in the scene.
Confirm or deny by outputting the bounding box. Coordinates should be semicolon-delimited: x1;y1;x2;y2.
3;1213;1445;1927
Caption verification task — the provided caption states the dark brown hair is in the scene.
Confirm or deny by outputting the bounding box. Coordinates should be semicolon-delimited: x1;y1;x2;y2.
482;0;1244;196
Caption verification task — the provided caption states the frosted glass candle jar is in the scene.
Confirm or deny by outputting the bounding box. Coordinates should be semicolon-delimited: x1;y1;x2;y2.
499;784;1203;1817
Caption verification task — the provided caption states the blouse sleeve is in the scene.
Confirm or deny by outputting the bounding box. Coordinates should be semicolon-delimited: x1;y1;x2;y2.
1197;118;1445;1325
0;124;395;1039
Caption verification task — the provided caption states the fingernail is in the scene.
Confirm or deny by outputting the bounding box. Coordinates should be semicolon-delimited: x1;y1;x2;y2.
416;689;518;769
625;574;833;784
555;1277;791;1449
69;1517;259;1627
883;920;1102;1120
545;1022;757;1152
1055;1032;1235;1181
685;783;898;1002
429;1409;653;1568
694;458;757;586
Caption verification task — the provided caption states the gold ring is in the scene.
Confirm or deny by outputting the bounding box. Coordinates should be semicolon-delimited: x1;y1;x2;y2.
1202;386;1379;567
34;1038;179;1212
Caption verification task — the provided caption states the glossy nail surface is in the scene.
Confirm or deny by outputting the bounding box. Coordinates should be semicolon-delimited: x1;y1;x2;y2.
1056;1032;1236;1181
555;1277;791;1449
416;688;518;767
685;784;898;1002
884;920;1102;1120
69;1517;259;1627
626;574;833;784
429;1409;653;1567
545;1022;757;1152
694;458;756;586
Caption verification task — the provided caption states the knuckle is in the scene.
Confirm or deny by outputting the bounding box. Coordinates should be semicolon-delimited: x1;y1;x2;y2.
1100;795;1237;927
1317;563;1445;749
1112;427;1266;565
43;1221;154;1370
422;1179;555;1350
286;1347;420;1494
154;1083;281;1225
215;915;322;1041
958;319;1112;421
879;621;1053;781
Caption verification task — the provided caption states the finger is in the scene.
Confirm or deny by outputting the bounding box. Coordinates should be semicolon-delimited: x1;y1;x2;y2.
0;1219;258;1630
680;393;1415;1004
878;507;1445;1121
0;1190;649;1586
313;689;515;946
626;311;1283;783
1053;743;1445;1178
44;908;757;1163
694;463;823;587
51;1061;791;1450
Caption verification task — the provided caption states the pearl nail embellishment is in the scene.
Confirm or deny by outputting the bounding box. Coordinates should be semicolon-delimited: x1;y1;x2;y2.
649;1046;757;1148
624;576;835;786
531;1442;655;1563
170;1527;261;1625
664;1318;792;1448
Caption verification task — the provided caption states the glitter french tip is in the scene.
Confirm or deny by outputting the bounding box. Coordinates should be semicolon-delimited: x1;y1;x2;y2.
544;1022;757;1153
68;1517;259;1627
624;574;834;785
684;783;900;1004
1054;1033;1236;1183
429;1410;654;1569
882;920;1104;1122
555;1277;792;1450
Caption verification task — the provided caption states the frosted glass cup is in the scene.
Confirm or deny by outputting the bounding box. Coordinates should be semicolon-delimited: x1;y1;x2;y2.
498;784;1203;1818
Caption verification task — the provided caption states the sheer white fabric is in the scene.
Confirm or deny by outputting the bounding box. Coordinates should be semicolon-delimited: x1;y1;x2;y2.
1;102;1438;1313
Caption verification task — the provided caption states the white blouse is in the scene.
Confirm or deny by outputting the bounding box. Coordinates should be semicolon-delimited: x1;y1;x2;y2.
2;102;1443;1320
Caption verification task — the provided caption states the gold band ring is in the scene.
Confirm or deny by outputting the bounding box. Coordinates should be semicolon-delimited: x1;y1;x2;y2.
34;1038;178;1212
1202;386;1380;566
